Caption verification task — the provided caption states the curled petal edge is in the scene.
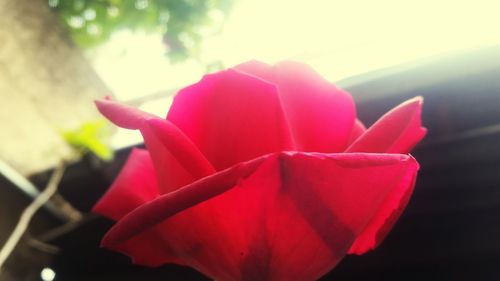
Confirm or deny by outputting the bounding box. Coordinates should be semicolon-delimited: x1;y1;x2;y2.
96;99;216;189
348;155;419;254
346;96;427;154
102;152;419;249
101;153;268;247
234;60;356;153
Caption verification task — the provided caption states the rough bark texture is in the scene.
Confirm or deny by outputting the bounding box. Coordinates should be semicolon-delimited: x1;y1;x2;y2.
0;0;109;176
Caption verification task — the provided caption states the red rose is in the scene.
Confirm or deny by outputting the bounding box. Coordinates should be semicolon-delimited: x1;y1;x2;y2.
94;60;426;281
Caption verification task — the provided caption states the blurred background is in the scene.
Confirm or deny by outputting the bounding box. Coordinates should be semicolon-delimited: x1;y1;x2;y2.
1;0;500;280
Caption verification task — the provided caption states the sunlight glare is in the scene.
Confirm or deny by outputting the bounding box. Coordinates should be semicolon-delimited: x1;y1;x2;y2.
93;0;500;149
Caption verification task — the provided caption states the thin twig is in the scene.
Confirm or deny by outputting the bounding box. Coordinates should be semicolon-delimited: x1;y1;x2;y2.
26;237;60;255
0;159;76;221
0;162;65;272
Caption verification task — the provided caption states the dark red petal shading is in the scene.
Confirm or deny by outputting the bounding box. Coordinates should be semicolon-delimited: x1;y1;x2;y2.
166;69;293;170
101;154;269;245
348;170;417;254
103;153;270;281
235;60;356;152
101;152;419;281
96;99;215;193
345;96;427;154
92;148;183;266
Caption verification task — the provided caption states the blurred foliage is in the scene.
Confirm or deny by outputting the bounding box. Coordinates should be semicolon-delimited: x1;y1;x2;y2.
49;0;232;62
62;120;114;161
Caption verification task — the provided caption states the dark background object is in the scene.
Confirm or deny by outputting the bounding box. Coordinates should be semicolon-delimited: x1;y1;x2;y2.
16;45;500;280
324;45;500;281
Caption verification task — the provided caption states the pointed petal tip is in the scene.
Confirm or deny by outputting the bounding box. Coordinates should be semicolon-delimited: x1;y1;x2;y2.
235;59;269;68
411;95;423;103
346;96;426;153
94;99;116;117
100;235;120;252
101;224;125;247
94;98;110;110
94;99;157;130
406;96;428;139
94;96;112;106
94;98;119;116
91;202;102;216
399;95;424;109
406;153;421;169
100;236;109;248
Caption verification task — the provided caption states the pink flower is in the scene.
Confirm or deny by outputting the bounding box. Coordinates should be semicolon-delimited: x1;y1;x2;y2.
94;60;426;281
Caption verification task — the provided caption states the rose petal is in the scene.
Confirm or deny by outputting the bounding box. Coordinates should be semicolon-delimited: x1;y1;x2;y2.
344;98;425;253
101;152;419;281
95;99;156;130
345;96;427;153
140;125;196;193
348;169;418;254
235;60;356;152
167;69;294;170
347;119;366;144
102;153;269;280
143;119;215;179
96;99;215;193
93;148;158;220
101;154;269;245
92;148;182;266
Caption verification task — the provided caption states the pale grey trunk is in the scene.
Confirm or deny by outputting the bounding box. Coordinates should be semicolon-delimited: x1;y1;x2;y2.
0;0;110;176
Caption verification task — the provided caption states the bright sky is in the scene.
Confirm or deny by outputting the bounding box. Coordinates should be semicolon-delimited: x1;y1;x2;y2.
89;0;500;148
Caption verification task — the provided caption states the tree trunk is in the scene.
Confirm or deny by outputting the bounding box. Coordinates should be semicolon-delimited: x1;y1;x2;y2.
0;0;110;176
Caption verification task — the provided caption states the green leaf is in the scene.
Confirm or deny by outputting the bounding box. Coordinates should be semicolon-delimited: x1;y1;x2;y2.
62;120;114;161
